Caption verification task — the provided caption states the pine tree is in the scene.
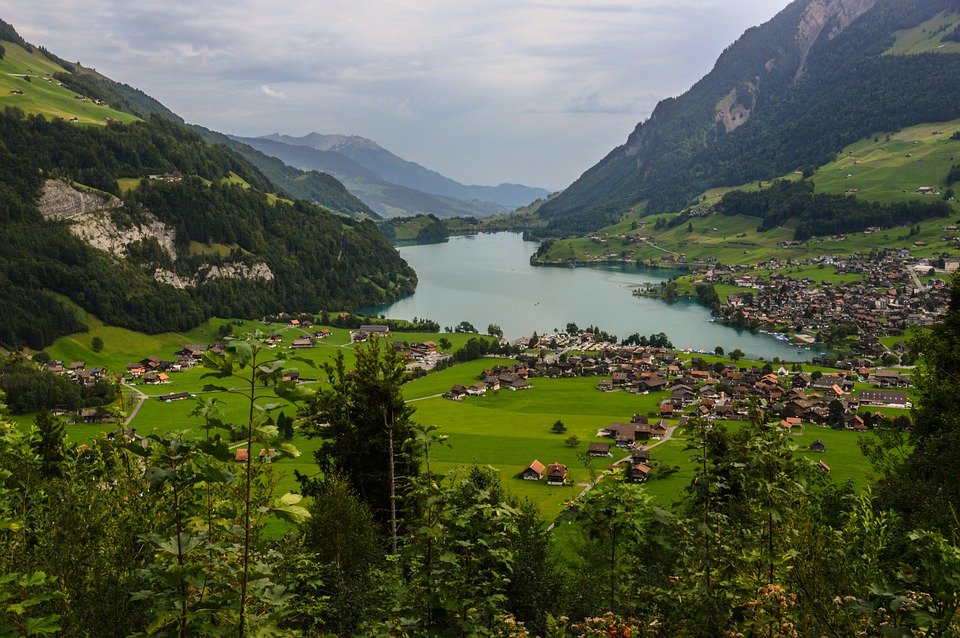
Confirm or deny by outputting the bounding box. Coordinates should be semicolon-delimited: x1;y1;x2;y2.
32;410;64;477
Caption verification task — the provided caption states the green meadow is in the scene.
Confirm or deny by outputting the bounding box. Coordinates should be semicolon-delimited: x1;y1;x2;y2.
23;310;894;523
0;41;137;125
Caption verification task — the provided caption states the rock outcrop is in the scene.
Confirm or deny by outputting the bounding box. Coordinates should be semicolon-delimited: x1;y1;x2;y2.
38;179;121;220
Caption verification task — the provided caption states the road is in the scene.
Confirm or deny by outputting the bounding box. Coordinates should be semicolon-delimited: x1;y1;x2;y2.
121;382;148;427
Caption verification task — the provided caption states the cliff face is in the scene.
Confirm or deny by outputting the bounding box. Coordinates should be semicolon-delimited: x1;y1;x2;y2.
38;179;121;220
40;180;273;289
794;0;877;74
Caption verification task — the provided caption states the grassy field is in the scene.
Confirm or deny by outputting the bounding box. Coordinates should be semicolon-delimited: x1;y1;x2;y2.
812;119;960;208
0;41;138;125
885;12;960;56
25;310;892;524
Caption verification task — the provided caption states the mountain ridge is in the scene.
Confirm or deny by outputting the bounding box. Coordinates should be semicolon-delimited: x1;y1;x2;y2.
535;0;960;236
262;132;551;209
235;134;510;219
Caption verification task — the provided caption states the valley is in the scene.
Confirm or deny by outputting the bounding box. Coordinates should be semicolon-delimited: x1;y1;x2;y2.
3;2;960;634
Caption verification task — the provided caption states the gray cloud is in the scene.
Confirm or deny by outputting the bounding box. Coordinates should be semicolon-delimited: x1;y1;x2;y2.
2;0;791;189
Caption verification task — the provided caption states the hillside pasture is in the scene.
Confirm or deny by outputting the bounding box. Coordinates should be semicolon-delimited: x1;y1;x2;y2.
0;41;137;125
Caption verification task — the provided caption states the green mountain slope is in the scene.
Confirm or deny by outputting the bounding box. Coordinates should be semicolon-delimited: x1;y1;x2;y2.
536;0;960;237
0;22;414;350
190;125;378;219
0;39;138;125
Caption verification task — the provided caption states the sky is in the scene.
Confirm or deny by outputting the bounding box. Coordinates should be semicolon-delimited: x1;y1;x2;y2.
3;1;793;190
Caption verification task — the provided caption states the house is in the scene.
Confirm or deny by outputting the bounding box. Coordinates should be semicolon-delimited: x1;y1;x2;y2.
817;460;831;474
354;325;391;341
631;447;650;464
234;448;249;463
627;463;651;483
810;439;827;453
546;462;568;486
587;442;612;458
521;459;546;481
290;337;314;349
176;344;208;360
258;448;277;463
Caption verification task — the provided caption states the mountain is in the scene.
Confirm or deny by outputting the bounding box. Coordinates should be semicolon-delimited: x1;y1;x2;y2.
233;134;507;219
535;0;960;236
262;132;552;208
0;21;415;349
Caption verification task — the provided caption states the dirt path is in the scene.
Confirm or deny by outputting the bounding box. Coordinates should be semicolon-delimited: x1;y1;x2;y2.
122;382;148;426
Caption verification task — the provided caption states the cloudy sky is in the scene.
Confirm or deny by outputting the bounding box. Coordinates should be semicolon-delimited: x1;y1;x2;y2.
4;1;792;189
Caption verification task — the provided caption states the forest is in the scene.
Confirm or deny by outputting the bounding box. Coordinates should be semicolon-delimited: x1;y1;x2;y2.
0;108;415;350
714;179;951;239
3;279;960;637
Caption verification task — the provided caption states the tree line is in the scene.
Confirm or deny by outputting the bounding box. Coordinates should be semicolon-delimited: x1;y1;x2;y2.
715;179;951;240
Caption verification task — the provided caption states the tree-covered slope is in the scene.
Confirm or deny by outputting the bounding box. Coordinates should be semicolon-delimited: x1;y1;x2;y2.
536;0;960;237
0;107;413;350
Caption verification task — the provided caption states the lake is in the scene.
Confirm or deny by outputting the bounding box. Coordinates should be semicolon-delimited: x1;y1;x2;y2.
364;232;812;361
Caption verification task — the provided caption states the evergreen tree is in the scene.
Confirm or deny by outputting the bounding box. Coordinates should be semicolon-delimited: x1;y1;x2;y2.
31;410;64;477
302;338;420;546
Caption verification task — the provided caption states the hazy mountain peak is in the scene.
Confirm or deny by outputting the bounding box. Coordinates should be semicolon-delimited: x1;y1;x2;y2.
260;132;550;209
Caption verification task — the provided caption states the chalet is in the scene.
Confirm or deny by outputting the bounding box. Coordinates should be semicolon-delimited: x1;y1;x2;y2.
521;460;546;480
650;420;668;438
659;403;675;417
810;439;827;453
258;448;277;463
871;370;907;388
627;463;651;483
587;442;612;458
631;447;650;464
290;337;314;350
546;462;567;486
642;375;667;391
817;460;831;474
78;408;101;423
596;379;614;392
507;379;532;391
234;448;249;463
780;417;802;430
859;390;909;407
354;325;391;341
176;344;208;360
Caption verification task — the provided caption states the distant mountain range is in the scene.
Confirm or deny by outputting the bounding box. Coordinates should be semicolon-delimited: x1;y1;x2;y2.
264;133;551;208
534;0;960;236
239;132;550;218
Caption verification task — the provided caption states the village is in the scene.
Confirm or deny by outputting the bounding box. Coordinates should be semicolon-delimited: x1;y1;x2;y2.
439;329;914;490
686;250;953;357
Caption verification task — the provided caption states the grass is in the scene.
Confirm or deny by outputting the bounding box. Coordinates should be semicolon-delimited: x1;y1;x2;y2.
27;307;886;524
885;12;960;56
812;119;960;208
0;41;138;125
